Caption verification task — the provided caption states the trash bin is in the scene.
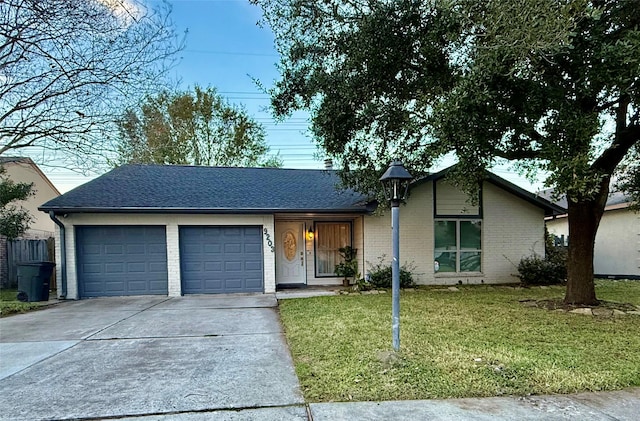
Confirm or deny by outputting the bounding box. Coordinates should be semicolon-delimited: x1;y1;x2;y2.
16;262;56;302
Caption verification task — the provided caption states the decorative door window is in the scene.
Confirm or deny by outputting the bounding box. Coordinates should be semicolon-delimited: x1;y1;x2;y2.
283;231;297;261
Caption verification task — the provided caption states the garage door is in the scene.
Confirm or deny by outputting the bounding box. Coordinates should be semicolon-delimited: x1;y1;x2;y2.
180;226;263;294
76;226;168;297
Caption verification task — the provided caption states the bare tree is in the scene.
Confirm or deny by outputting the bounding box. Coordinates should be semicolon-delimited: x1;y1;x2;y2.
0;0;182;171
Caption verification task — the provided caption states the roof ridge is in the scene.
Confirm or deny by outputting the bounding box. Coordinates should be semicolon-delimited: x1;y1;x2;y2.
123;163;336;172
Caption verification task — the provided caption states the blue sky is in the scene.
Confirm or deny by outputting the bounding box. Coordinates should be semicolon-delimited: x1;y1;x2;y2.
44;0;542;193
47;0;318;192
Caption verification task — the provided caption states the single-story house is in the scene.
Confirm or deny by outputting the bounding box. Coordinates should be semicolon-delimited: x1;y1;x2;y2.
545;190;639;279
39;164;563;299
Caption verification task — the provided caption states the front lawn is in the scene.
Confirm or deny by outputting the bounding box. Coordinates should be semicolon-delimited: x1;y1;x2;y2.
279;280;640;402
0;288;44;316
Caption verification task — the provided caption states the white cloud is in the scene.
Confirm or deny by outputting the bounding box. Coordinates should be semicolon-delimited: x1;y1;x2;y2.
97;0;146;25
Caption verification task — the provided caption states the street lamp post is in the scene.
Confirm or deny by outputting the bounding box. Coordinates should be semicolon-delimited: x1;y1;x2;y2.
379;161;412;351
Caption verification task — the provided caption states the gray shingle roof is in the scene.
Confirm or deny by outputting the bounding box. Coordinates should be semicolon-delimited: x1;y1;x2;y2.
538;188;630;210
39;164;372;214
0;156;31;164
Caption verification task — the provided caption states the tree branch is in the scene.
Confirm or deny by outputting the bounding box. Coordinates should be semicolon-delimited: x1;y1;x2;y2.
592;97;640;174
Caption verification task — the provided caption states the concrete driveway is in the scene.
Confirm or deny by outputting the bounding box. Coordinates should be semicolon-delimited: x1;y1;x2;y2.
0;295;306;420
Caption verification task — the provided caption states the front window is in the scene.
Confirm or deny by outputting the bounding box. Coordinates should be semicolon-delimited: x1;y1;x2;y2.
434;219;481;273
315;222;351;276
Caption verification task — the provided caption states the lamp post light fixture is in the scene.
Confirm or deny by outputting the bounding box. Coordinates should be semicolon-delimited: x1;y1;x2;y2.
380;160;413;351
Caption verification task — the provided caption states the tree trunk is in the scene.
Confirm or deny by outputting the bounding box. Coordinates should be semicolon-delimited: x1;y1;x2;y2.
564;185;608;305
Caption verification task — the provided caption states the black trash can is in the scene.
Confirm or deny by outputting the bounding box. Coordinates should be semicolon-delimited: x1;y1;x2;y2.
16;262;56;302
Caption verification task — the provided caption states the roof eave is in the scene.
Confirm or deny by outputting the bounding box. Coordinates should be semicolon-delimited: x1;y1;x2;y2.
39;206;371;215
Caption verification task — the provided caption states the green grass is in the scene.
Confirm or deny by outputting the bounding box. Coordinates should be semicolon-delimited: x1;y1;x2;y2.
278;280;640;402
0;288;43;316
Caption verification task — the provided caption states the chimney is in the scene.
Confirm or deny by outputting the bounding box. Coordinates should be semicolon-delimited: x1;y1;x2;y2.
324;158;333;170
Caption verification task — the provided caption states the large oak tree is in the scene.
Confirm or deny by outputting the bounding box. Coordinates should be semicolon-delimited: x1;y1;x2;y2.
254;0;640;305
0;0;181;171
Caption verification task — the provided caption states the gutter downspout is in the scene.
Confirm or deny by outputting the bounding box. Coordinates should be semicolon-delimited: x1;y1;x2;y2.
49;211;67;299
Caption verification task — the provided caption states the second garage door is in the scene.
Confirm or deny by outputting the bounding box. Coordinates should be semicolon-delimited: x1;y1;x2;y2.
179;226;264;294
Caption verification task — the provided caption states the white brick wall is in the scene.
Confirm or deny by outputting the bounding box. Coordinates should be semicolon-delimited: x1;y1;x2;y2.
262;215;276;293
66;225;78;299
364;180;545;285
59;213;276;298
364;182;433;284
165;224;181;296
482;182;545;282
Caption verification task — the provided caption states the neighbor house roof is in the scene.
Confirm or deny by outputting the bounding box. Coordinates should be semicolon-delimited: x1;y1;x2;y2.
415;166;566;217
538;188;630;215
1;156;61;195
39;164;372;214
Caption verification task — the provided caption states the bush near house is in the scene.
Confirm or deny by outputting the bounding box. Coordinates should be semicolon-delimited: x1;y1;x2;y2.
363;256;416;289
517;231;567;285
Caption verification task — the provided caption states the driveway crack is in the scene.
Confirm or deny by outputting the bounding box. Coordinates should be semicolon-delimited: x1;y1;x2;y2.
82;297;173;341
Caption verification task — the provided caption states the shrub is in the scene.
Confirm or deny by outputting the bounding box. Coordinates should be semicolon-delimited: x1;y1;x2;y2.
365;256;416;289
334;246;358;280
517;227;568;286
517;255;564;285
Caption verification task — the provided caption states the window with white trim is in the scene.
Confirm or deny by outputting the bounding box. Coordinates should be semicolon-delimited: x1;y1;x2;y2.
434;219;481;273
315;222;351;276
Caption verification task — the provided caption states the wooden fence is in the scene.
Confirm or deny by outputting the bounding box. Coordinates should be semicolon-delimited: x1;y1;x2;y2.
3;238;55;289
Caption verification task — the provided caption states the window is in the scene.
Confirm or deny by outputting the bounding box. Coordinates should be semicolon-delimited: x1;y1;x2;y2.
434;220;481;273
315;222;351;276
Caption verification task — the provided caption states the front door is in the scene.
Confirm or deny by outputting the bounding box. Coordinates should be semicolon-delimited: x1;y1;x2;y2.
276;222;306;285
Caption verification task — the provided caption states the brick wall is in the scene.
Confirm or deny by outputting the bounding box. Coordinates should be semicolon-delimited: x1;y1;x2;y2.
364;180;545;285
482;182;545;282
364;181;433;284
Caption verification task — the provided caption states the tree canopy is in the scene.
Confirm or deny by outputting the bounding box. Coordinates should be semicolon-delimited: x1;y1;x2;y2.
255;0;640;304
0;166;33;240
116;86;282;168
0;0;182;171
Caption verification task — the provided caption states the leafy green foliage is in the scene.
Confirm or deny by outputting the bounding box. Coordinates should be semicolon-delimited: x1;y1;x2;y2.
334;246;358;281
116;85;282;168
256;0;639;198
518;255;567;286
255;0;640;304
518;230;568;286
365;256;416;289
0;166;33;240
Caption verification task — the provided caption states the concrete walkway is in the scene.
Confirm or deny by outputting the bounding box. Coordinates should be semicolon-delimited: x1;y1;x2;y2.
0;295;638;420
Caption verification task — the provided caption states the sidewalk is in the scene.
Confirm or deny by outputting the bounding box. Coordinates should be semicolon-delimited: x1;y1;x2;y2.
308;387;640;420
